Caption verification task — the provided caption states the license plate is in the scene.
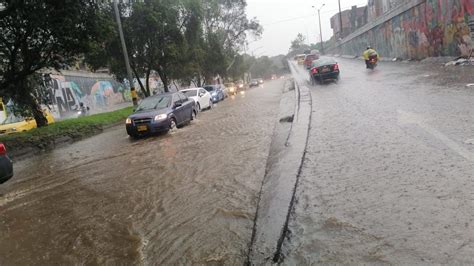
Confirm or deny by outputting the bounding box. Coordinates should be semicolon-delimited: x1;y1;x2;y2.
321;67;330;73
137;125;147;132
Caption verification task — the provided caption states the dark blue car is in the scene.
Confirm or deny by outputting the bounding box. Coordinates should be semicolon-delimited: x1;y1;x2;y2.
204;85;224;103
126;92;196;138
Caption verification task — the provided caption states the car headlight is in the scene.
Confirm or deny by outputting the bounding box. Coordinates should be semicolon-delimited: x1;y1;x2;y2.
211;92;217;96
10;128;16;132
154;114;168;121
126;118;132;124
238;84;243;88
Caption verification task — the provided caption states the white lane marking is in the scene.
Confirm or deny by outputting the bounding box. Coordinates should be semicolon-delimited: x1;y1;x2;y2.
398;110;474;162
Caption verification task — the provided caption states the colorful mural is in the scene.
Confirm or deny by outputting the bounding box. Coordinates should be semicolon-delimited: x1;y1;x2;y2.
43;73;130;116
338;0;474;60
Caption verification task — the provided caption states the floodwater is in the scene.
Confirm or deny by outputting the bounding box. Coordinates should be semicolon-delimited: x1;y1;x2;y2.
1;58;473;265
0;80;284;265
282;59;474;264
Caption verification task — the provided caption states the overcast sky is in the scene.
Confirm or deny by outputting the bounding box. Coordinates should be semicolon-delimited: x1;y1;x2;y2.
246;0;369;56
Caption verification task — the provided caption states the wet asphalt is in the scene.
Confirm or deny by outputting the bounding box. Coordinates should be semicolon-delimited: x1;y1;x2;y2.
0;81;284;265
1;58;473;265
283;58;474;264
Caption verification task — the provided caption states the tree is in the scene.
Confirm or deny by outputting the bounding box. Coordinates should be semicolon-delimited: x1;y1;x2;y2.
0;0;104;127
290;33;307;51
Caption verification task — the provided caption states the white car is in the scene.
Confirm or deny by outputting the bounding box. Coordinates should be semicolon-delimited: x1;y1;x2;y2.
180;88;213;112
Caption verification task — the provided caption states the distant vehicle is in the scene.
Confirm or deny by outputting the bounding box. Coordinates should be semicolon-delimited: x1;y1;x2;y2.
249;79;259;87
236;80;247;91
0;109;55;135
271;74;277;80
204;85;224;103
181;88;213;112
219;84;229;98
309;58;340;85
257;78;264;85
125;92;196;138
225;82;237;95
304;54;320;69
295;54;306;65
0;143;13;184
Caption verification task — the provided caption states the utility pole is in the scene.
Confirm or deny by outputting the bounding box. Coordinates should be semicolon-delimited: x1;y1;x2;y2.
318;4;325;54
312;4;325;54
113;1;138;106
338;0;343;39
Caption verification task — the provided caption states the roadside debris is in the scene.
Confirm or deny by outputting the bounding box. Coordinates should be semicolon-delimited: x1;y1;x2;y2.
444;56;474;66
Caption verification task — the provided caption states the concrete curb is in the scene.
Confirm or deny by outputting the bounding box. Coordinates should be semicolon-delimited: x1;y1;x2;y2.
248;62;312;264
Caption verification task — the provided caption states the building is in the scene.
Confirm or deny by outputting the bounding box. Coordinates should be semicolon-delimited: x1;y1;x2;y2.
330;6;368;39
367;0;412;22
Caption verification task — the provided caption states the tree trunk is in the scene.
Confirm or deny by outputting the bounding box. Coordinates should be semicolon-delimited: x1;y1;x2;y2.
157;68;169;92
131;65;148;97
145;69;151;96
31;101;48;127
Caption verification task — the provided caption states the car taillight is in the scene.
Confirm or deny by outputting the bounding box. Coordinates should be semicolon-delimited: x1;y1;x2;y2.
0;143;6;156
311;67;318;74
333;64;339;71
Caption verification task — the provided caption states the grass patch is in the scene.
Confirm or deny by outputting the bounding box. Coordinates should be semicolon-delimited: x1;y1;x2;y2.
0;107;133;158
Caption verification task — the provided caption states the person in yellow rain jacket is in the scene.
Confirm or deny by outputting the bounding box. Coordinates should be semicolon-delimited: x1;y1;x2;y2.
363;46;379;68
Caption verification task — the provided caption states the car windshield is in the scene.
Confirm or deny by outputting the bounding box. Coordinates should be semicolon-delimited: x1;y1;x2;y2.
1;114;24;125
182;90;197;97
204;86;215;92
135;96;170;112
312;58;336;67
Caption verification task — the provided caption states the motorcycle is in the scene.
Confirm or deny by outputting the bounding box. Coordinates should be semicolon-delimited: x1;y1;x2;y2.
368;54;378;70
76;105;90;118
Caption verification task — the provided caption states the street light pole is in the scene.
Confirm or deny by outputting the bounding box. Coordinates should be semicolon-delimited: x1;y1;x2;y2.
113;1;138;106
338;0;343;39
312;4;325;54
318;4;325;54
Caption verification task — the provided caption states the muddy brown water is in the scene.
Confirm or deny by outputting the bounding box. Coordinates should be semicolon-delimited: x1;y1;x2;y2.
0;81;285;265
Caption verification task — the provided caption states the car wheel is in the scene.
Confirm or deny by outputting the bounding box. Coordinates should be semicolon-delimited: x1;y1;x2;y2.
169;118;177;132
197;103;201;112
191;109;197;121
208;100;213;110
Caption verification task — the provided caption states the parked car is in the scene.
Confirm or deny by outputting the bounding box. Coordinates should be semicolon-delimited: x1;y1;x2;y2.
304;53;320;69
249;79;259;87
225;82;237;95
125;92;196;138
309;58;340;85
180;88;213;112
0;108;55;135
204;85;224;103
0;143;13;184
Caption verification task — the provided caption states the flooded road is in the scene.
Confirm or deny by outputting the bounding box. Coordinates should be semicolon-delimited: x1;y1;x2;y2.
283;59;474;264
0;80;284;265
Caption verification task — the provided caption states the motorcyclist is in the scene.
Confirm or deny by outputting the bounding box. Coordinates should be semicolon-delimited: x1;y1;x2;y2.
78;102;89;117
363;46;379;68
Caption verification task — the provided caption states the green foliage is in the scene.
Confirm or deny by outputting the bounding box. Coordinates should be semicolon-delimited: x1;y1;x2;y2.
86;0;262;89
0;0;106;126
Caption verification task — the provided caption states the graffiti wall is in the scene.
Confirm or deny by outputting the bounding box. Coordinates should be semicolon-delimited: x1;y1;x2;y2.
43;72;131;117
337;0;474;60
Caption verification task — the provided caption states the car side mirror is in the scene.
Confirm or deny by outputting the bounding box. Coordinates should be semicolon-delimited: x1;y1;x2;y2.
174;102;182;108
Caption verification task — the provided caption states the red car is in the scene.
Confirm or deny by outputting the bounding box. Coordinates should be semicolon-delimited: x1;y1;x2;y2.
304;54;320;69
